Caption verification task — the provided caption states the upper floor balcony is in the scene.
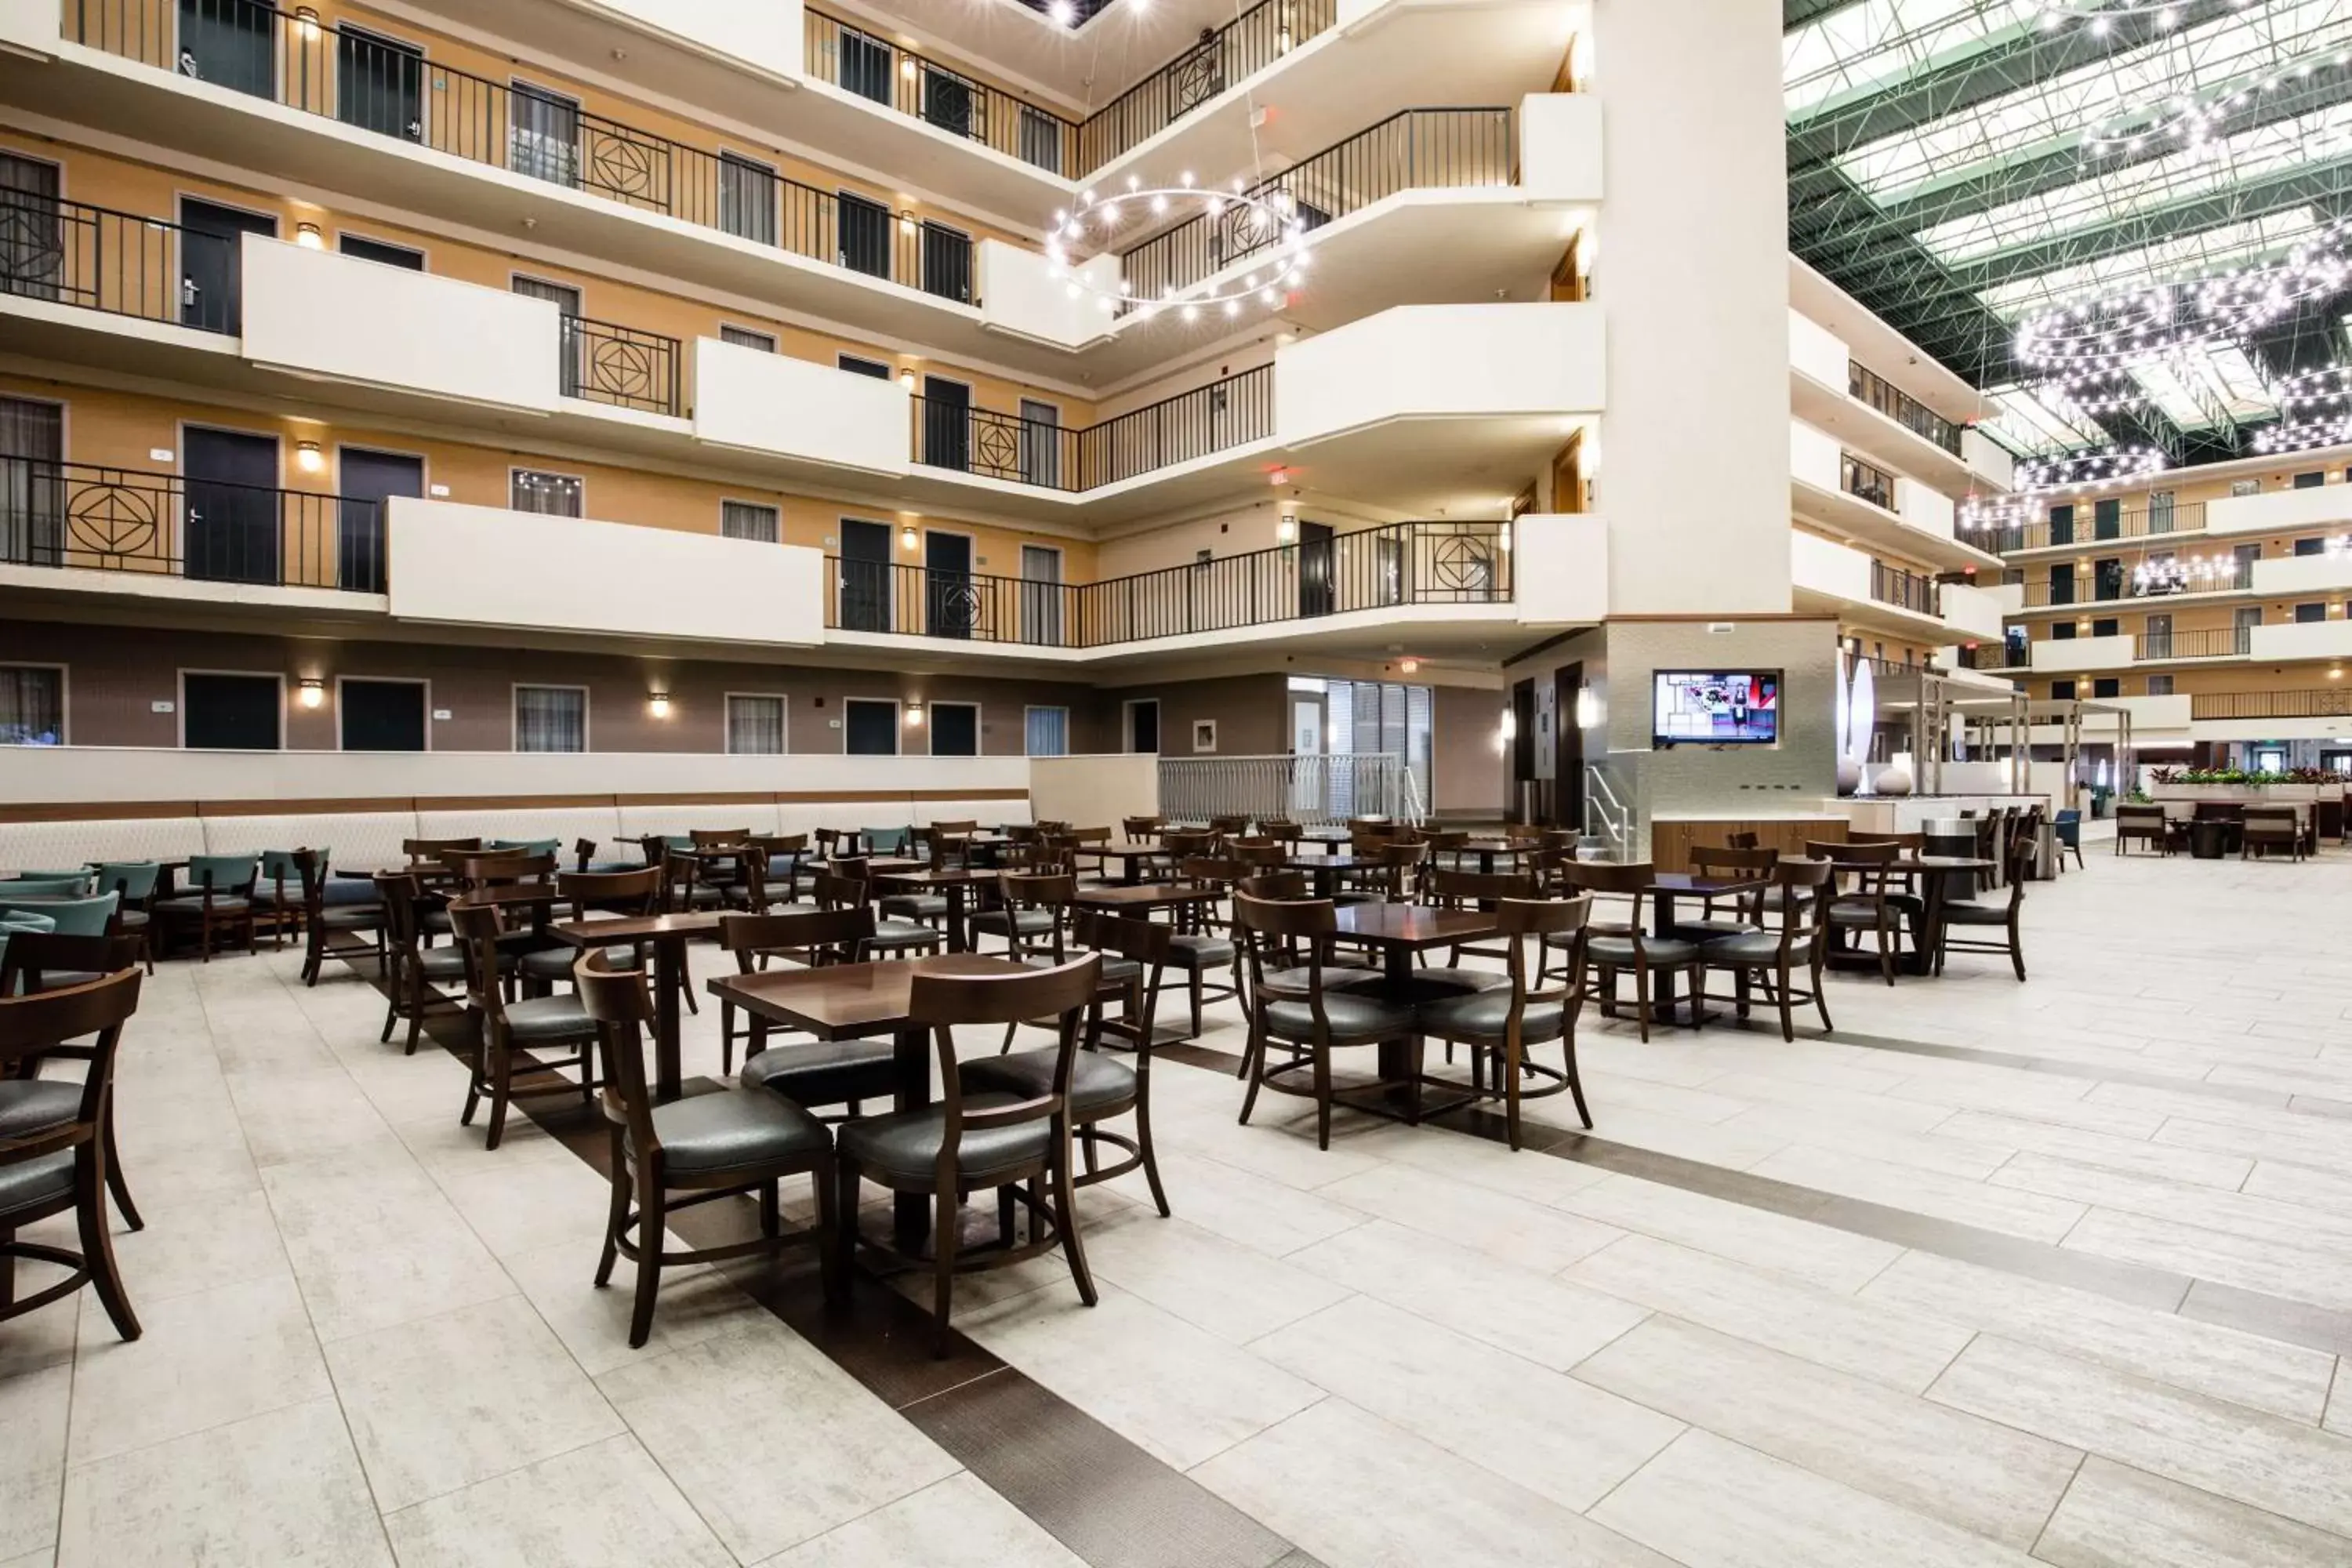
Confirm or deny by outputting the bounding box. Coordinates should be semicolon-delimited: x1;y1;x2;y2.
4;1;1596;382
1981;500;2207;557
1784;305;2011;499
2190;688;2352;722
1788;419;2003;576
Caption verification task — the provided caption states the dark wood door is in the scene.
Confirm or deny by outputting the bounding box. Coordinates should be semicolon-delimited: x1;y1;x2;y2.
179;198;276;333
924;530;973;638
839;518;891;633
336;448;419;593
336;26;423;140
179;0;276;98
1553;662;1584;830
182;426;280;584
1298;521;1334;617
340;678;426;751
922;376;971;471
837;192;891;278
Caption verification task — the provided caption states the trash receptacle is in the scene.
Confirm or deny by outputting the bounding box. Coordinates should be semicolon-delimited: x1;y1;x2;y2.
1922;817;1980;902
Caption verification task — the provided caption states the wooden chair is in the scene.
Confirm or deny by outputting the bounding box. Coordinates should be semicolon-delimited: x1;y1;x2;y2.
1232;892;1419;1149
730;908;891;1109
1934;831;2038;981
373;873;466;1054
2112;804;2172;856
826;858;945;960
736;837;811;909
1417;895;1592;1149
1678;845;1780;939
0;969;143;1341
1553;861;1702;1041
517;867;666;995
965;910;1172;1215
1167;856;1242;1036
405;836;481;862
1810;839;1916;985
91;862;161;975
970;869;1072;961
0;933;147;1232
449;900;598;1150
1121;815;1163;844
294;849;384;988
1420;869;1526;995
2242;805;2305;862
576;952;838;1348
1700;858;1836;1040
152;853;259;962
835;955;1105;1356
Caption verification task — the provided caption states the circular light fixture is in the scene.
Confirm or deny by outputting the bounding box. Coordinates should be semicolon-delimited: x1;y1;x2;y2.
2252;415;2352;456
2013;445;2168;497
1955;494;2036;533
298;677;325;710
1046;180;1307;321
295;221;324;250
2028;0;2256;30
648;692;672;719
295;439;325;474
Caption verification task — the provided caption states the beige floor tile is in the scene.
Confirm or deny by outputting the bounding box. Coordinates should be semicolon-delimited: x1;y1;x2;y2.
66;1275;331;1466
2034;1457;2352;1568
751;1473;1087;1568
1748;1145;2088;1243
381;1433;733;1568
1314;1162;1623;1272
1074;1211;1354;1343
0;1365;70;1561
260;1154;517;1342
1555;1171;1905;1293
2061;1209;2352;1311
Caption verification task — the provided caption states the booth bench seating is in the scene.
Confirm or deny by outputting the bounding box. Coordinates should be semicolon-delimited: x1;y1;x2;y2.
0;798;1029;879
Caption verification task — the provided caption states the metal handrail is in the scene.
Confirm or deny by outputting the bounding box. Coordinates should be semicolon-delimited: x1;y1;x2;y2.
1847;361;1964;456
1157;753;1423;826
1981;503;2207;554
804;8;1078;174
2133;626;2252;660
825;520;1513;646
1116;107;1514;311
2190;688;2352;720
1584;764;1631;860
560;314;681;416
909;365;1275;490
1839;452;1896;511
0;456;383;591
1870;561;1941;615
2020;564;2252;608
1076;0;1341;172
0;191;237;332
69;0;971;301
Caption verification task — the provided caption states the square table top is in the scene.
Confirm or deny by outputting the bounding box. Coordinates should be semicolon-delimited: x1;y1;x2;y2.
813;856;927;875
708;954;1030;1039
446;884;566;909
1073;884;1220;910
1286;855;1387;873
547;911;725;945
1074;844;1167;862
1330;902;1497;948
1297;826;1353;843
1639;873;1768;896
873;866;1000;887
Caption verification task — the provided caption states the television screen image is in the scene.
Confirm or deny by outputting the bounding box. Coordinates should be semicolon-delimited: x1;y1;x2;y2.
1653;671;1779;747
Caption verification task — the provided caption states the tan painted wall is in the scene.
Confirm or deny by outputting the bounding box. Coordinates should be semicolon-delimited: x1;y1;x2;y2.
1431;682;1503;813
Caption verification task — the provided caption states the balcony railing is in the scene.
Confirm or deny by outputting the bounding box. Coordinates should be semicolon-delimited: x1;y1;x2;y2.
1839;452;1896;511
1847;362;1964;457
0;458;382;591
2136;627;2252;661
0;191;237;332
1116;108;1514;311
2020;564;2252;608
68;0;974;303
1870;561;1940;616
804;8;1079;174
2190;688;2352;720
1160;753;1424;827
826;521;1513;647
1076;0;1341;173
911;365;1274;490
560;314;681;416
1980;502;2206;554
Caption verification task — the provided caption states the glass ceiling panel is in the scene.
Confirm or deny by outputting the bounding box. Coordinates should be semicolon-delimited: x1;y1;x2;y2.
1832;0;2352;202
1981;380;2109;452
1975;208;2319;319
1784;0;2034;118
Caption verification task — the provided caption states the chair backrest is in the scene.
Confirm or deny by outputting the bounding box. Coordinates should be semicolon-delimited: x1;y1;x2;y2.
1122;815;1163;843
1725;831;1760;849
864;826;914;855
574;951;663;1158
0;931;143;996
1428;868;1533;911
451;851;554;890
0;891;119;938
1231;841;1286;869
1771;857;1838;945
406;837;481;861
1208;815;1250;836
93;862;160;902
1162;829;1217;857
815;858;869;910
445;900;515;1019
1178;855;1240;887
1237;870;1307;900
911;953;1102;1152
187;854;260;895
1261;821;1302;845
1692;845;1778;877
718;906;873;970
1563;858;1653;931
0;968;142;1157
1;876;93;900
1346;817;1396;838
997;871;1075;961
1494;893;1591;1000
372;873;430;953
690;829;750;849
559;866;663;920
1809;837;1896;895
485;837;563;855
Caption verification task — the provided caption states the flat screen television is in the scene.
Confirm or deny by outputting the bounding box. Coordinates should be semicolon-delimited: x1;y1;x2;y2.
1652;670;1780;748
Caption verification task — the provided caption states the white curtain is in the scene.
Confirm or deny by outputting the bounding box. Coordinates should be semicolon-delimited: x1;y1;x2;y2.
720;502;779;543
1024;706;1068;756
514;686;585;752
0;666;62;746
728;695;786;754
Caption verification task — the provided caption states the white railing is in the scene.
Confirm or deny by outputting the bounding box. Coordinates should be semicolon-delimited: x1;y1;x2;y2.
1157;753;1425;826
1584;763;1632;860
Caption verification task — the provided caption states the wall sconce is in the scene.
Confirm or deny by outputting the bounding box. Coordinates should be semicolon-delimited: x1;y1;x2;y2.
1275;517;1296;543
1499;708;1517;742
898;368;916;391
905;701;925;728
297;677;325;710
1399;658;1419;674
1574;683;1599;728
295;221;324;250
2333;666;2345;681
295;439;325;474
900;524;920;551
898;211;917;238
900;55;917;79
648;691;672;719
294;5;319;38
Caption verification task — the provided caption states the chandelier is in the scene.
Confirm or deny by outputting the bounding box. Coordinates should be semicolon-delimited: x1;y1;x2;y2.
2082;41;2352;165
2131;552;2238;593
2253;415;2352;455
1956;494;2036;532
2030;0;2260;31
1045;173;1308;322
2014;445;2168;496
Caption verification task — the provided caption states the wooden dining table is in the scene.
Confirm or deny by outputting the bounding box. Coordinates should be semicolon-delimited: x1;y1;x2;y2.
1824;855;1993;976
708;953;1029;1246
1452;837;1530;874
872;866;997;952
1634;872;1770;1017
1073;883;1221;916
1071;844;1169;886
1285;855;1386;898
546;911;726;1099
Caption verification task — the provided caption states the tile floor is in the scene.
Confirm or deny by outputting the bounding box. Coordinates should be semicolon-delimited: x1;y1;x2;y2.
9;838;2352;1566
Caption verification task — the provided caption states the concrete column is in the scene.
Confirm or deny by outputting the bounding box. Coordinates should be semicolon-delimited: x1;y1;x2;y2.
1592;0;1791;615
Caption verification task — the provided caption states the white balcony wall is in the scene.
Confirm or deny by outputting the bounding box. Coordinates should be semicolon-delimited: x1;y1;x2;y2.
1273;303;1603;445
1941;580;2006;640
2206;485;2352;537
1788;310;1848;390
385;498;822;645
2030;633;2133;673
588;0;802;78
0;0;57;50
1514;514;1609;624
694;338;909;475
1790;530;1871;603
2107;694;2193;740
1789;419;1842;492
2251;552;2352;597
1987;581;2024;616
1519;93;1606;203
242;239;559;411
2249;620;2352;662
1896;477;1955;539
978;243;1120;350
1962;428;2015;492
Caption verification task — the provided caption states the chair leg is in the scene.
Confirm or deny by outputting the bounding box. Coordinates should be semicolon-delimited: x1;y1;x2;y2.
1561;1029;1592;1129
76;1155;140;1341
1237;1025;1266;1127
1876;920;1895;986
720;1000;736;1076
627;1171;662;1349
2009;917;2027;982
1631;962;1652;1044
814;1160;844;1308
1774;961;1796;1043
930;1184;959;1358
1811;954;1833;1033
1188;968;1203;1038
1133;1074;1171;1218
101;1105;143;1232
593;1134;628;1287
485;1028;513;1151
1312;1045;1333;1151
1503;1036;1524;1151
676;947;699;1015
1054;1126;1098;1308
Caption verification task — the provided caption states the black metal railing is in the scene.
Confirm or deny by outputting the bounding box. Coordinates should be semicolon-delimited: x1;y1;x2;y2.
2136;626;2251;660
560;314;681;416
0;457;383;591
1117;108;1513;310
68;0;971;303
2020;562;2252;608
2190;688;2352;720
1870;561;1941;615
0;191;237;332
1840;452;1896;511
911;365;1275;490
1848;362;1964;456
1980;502;2207;554
804;8;1078;175
1076;0;1341;172
826;520;1513;646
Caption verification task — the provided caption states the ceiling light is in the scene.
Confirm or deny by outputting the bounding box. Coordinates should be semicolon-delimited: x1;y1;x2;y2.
1048;0;1074;24
294;221;323;250
295;439;325;473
